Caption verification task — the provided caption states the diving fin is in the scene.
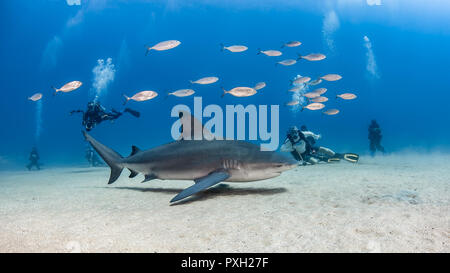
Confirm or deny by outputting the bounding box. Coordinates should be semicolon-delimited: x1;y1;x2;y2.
170;170;230;203
343;153;359;163
327;157;341;163
124;108;141;118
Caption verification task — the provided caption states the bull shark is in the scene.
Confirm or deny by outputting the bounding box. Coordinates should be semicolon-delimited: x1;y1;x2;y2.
82;113;297;203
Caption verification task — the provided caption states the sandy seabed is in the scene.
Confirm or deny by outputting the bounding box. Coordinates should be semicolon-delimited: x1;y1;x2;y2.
0;154;448;253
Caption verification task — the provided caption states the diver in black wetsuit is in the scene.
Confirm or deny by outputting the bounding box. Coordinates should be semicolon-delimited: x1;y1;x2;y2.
368;119;385;156
300;125;319;149
70;101;140;131
26;147;41;171
85;145;103;167
280;126;309;163
281;125;360;164
300;124;359;164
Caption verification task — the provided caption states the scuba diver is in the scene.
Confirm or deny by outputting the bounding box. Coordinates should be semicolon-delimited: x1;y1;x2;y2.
368;119;385;156
26;147;41;171
280;126;308;162
300;125;320;148
70;101;140;131
85;145;103;167
281;125;359;165
299;125;336;164
280;126;327;165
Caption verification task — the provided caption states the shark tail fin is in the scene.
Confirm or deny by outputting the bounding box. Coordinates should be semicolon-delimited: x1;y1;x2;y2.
82;131;124;184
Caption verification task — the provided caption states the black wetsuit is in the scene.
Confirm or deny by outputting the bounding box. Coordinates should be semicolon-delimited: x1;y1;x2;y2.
368;121;385;156
299;129;338;163
301;135;329;163
71;101;140;131
299;126;317;158
85;147;102;167
285;129;310;162
27;148;41;171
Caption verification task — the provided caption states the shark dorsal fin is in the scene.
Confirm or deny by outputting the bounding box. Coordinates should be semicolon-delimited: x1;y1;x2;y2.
178;110;217;141
130;145;142;157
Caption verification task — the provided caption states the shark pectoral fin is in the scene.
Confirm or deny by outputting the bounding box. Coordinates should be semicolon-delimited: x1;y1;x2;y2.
128;169;139;178
141;174;157;183
170;171;230;203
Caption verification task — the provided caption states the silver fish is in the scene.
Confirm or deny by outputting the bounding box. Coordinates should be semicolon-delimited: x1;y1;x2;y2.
52;81;82;95
311;96;328;103
190;77;219;85
276;59;297;66
254;82;266;90
282;41;301;48
221;44;248;52
291;76;311;85
288;86;302;92
168;89;195;97
320;74;342;81
124;90;158;104
28;93;43;101
323;109;339;115
312;88;327;95
303;92;320;99
336;93;357;100
306;79;322;86
258;49;282;56
146;40;181;55
222;87;257;97
298;53;326;61
302;102;325;110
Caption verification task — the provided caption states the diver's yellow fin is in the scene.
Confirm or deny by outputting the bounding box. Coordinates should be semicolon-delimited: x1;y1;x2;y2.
327;157;341;163
343;153;359;163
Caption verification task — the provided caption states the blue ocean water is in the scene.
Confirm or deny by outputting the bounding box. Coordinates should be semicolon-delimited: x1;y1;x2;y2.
1;0;450;169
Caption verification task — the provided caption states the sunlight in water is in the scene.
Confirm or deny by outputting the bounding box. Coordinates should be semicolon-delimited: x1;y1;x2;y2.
35;100;43;142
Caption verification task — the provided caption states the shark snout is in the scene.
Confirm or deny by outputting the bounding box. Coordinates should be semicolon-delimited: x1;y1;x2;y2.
275;159;297;171
284;163;297;171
